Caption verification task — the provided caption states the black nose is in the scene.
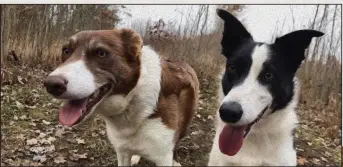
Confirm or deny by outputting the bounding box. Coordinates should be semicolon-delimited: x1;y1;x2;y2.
219;101;243;123
43;75;68;96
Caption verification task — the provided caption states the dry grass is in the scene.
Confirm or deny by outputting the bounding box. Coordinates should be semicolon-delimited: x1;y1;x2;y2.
1;5;120;68
297;57;341;139
145;33;225;81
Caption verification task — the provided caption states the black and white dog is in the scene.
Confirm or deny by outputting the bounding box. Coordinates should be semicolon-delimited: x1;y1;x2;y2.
208;9;324;166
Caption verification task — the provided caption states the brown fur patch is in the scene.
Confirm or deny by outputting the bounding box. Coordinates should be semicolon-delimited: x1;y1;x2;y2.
59;29;143;95
149;60;200;146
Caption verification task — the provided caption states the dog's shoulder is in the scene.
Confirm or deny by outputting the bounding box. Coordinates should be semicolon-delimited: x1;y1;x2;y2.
147;59;199;143
159;59;199;96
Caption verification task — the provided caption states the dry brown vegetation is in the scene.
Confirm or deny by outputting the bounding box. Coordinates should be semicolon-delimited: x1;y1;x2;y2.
1;4;341;166
1;5;121;68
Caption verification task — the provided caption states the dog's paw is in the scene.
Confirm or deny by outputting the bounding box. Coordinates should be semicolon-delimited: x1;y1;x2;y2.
131;155;141;166
173;160;182;166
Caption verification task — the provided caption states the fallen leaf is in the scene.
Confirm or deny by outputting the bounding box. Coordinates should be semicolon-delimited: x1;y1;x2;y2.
27;138;38;146
28;161;42;166
191;130;203;136
13;115;18;121
26;105;37;109
33;155;47;163
19;115;27;120
15;101;24;109
38;133;46;138
45;145;55;153
76;153;87;159
320;156;328;162
297;157;308;165
196;114;201;118
71;149;78;153
30;146;45;154
54;156;66;164
99;130;106;136
312;158;321;165
40;137;56;145
42;120;51;125
3;158;15;165
17;76;25;85
15;134;25;140
91;132;98;137
76;138;85;144
207;115;214;120
30;145;55;154
70;153;87;161
55;128;65;137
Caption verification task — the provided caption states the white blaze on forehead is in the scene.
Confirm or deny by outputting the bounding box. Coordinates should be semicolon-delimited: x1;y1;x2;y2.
250;44;269;78
49;60;98;99
222;44;273;125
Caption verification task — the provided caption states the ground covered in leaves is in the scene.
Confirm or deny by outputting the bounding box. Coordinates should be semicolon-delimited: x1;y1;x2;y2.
1;66;341;166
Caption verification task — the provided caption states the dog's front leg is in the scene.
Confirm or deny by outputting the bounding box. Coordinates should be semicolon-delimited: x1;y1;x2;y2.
153;152;174;166
116;151;132;166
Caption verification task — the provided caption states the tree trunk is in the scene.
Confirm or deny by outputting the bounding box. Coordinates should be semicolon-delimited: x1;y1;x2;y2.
1;5;5;65
2;5;11;66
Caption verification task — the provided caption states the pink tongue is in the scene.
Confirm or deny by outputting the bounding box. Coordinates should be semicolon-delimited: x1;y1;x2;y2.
59;99;87;126
219;124;247;156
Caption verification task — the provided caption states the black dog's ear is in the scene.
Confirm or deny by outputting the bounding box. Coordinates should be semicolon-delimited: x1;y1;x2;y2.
274;30;324;50
273;30;324;72
217;9;253;58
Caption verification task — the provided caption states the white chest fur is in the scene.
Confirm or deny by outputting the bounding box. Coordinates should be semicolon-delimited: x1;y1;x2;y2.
104;117;175;159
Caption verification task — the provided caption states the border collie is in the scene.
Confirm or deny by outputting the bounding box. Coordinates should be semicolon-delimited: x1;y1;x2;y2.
208;9;323;166
43;28;199;166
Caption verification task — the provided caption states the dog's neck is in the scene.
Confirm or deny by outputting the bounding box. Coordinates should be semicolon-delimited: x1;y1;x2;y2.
97;46;162;133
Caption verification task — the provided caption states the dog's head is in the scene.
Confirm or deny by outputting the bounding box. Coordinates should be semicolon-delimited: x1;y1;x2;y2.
43;28;143;127
216;9;323;156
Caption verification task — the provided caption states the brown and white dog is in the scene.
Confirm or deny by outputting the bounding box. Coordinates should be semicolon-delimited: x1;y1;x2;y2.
43;28;199;166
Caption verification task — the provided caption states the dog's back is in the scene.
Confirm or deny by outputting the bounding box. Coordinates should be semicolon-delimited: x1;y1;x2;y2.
150;59;199;145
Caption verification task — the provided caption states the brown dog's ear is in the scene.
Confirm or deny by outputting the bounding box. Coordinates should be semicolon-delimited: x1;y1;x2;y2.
119;28;143;61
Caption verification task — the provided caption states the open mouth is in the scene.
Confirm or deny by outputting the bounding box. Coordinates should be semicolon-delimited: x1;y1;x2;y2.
58;83;112;127
218;106;269;156
243;106;268;137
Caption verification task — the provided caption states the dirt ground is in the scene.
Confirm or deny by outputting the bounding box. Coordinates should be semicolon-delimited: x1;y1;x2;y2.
1;67;341;166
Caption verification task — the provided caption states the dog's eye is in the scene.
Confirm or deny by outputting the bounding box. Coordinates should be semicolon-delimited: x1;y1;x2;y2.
62;48;71;56
96;49;108;58
264;72;273;80
228;65;236;72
